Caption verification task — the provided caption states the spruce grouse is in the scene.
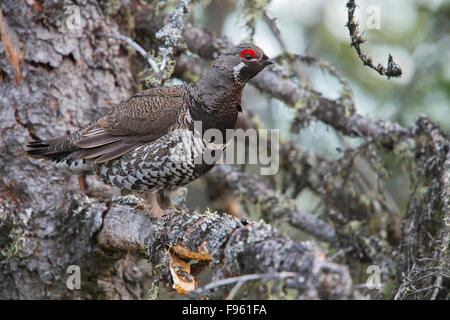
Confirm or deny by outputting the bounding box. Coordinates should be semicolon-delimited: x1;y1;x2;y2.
27;43;273;216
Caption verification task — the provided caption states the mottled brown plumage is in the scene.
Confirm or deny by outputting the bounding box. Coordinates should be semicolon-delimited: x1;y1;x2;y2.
27;43;273;215
75;86;186;163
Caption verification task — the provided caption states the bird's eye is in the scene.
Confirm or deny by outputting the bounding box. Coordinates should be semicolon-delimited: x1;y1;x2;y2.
240;48;256;60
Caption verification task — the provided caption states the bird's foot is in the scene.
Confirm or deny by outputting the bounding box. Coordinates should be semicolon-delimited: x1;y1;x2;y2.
147;205;165;217
157;190;176;211
144;191;180;217
78;175;88;193
145;192;165;217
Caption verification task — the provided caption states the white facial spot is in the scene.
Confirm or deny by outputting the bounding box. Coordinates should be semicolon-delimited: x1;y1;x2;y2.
233;61;246;82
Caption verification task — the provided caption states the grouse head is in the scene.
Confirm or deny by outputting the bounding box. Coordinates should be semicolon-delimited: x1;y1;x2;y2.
213;43;273;83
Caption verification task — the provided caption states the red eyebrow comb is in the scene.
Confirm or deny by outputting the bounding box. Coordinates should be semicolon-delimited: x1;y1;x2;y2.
240;48;256;58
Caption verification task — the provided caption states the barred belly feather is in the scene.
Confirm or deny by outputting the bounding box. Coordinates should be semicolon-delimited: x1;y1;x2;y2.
95;129;206;193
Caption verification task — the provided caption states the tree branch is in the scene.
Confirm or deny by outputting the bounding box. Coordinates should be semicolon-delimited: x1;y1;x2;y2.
96;199;352;299
154;0;192;82
346;0;402;78
207;165;337;243
394;117;450;299
167;24;411;150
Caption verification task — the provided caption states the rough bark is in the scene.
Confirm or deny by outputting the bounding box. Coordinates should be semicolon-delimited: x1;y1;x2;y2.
96;200;352;299
0;0;144;299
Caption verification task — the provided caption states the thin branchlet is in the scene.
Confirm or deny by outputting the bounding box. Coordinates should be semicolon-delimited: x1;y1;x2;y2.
346;0;402;78
154;0;192;83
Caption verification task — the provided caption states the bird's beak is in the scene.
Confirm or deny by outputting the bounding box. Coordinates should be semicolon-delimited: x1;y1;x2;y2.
263;58;274;66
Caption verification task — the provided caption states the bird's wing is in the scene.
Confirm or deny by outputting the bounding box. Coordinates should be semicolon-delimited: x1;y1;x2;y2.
74;86;185;163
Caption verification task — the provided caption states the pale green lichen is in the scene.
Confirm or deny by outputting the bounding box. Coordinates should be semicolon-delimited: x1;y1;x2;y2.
239;0;270;40
147;280;160;300
0;205;31;262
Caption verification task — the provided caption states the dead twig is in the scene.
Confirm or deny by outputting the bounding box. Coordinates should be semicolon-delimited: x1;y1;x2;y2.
190;272;296;299
346;0;402;78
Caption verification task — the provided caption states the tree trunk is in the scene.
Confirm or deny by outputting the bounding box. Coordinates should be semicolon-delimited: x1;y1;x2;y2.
0;0;148;299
